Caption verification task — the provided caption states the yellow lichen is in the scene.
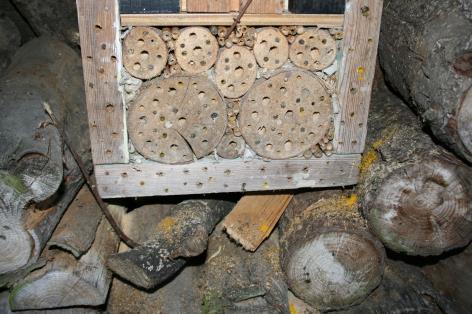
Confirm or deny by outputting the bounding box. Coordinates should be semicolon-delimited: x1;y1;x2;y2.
158;216;176;234
259;224;270;234
289;303;298;314
359;148;378;174
342;194;358;208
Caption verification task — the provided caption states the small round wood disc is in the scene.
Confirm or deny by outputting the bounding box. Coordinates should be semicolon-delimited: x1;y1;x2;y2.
215;46;257;98
240;70;332;159
253;27;289;69
217;133;245;159
128;76;227;164
289;29;336;71
175;27;218;74
123;27;168;79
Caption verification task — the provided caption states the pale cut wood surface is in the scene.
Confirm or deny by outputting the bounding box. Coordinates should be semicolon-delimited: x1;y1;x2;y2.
334;0;383;153
95;155;361;198
121;13;344;27
245;0;284;14
77;0;128;164
187;0;231;12
223;194;293;251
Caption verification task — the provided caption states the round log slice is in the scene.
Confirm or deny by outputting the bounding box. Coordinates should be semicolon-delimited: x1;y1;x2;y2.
128;76;227;164
239;70;332;159
289;29;336;71
123;27;168;79
215;46;257;98
253;27;289;69
175;27;218;74
216;133;246;159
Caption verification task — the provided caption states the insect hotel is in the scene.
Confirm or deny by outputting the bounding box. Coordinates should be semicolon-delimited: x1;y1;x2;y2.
76;0;382;198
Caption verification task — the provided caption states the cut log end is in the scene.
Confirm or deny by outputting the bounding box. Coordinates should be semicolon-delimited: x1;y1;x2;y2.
107;255;155;290
0;218;32;274
368;157;472;256
283;230;384;311
10;271;104;310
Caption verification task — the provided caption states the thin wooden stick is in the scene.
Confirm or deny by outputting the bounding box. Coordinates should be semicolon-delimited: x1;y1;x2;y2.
225;0;254;40
43;103;138;248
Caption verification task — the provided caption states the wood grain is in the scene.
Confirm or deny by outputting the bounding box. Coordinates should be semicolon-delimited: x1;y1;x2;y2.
121;13;344;27
334;0;383;154
245;0;284;14
95;155;360;198
187;0;231;12
223;194;293;251
77;0;128;164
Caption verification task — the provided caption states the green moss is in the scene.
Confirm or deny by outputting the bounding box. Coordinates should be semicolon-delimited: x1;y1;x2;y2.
201;290;225;314
0;171;28;194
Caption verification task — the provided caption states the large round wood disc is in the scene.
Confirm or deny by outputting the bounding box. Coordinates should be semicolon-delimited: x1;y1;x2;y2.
253;27;289;69
215;46;257;98
240;70;332;159
123;27;168;79
289;29;336;71
128;76;227;164
175;27;218;74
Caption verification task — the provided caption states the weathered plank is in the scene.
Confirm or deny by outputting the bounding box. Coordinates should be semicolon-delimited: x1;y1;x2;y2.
223;194;293;251
187;0;231;12
245;0;284;14
77;0;128;164
334;0;383;153
95;155;360;198
121;13;344;27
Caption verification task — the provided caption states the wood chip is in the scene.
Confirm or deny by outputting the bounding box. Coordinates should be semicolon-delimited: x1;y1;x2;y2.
289;29;336;71
128;76;227;163
175;27;218;74
253;27;289;69
215;46;257;98
239;70;332;159
123;27;168;79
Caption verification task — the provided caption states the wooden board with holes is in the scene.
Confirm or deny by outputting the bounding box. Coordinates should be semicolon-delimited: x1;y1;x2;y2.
223;194;293;251
76;0;128;164
245;0;284;14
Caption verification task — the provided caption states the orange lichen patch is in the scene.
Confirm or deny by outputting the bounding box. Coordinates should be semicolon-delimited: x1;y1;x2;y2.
158;216;176;234
289;303;298;314
357;66;365;81
360;148;378;174
343;194;358;208
259;224;271;234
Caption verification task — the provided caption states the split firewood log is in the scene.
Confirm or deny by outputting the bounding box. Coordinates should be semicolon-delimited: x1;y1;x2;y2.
9;201;125;310
422;244;472;314
379;0;472;163
0;37;89;277
358;85;472;256
279;190;385;311
107;199;234;289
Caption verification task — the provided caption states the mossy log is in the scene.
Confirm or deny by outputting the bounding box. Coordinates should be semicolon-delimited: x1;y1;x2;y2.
9;204;124;310
379;0;472;162
107;199;234;289
0;37;88;278
358;86;472;256
279;190;385;311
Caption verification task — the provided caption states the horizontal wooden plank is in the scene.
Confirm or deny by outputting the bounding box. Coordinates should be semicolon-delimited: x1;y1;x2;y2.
120;0;180;13
95;155;361;198
121;13;344;27
289;0;346;14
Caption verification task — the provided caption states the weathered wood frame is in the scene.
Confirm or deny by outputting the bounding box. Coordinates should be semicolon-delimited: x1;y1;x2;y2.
76;0;382;198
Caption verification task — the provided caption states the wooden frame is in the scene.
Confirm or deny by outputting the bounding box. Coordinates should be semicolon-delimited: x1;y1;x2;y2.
76;0;383;198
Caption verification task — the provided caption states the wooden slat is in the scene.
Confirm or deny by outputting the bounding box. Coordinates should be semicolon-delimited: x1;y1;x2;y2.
223;194;293;251
95;155;361;198
77;0;128;164
289;0;346;14
187;0;231;12
334;0;383;153
120;0;180;13
245;0;284;14
121;13;344;27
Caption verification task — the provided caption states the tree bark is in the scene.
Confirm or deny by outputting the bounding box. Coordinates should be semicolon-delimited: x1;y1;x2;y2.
422;244;472;314
9;205;124;310
279;190;385;311
379;0;472;163
107;199;234;289
359;85;472;256
0;36;89;277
